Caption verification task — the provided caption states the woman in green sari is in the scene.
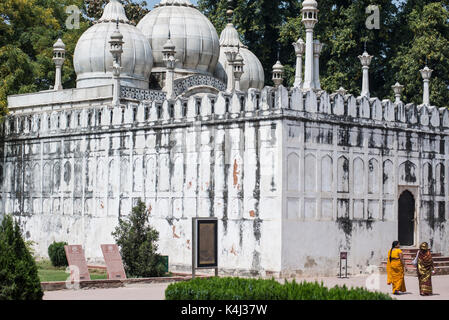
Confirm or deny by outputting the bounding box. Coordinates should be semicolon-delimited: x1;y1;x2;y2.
416;242;435;296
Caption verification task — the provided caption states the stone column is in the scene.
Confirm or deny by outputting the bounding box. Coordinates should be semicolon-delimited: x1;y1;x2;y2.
420;66;433;106
301;0;318;91
392;82;404;104
109;23;124;107
163;36;177;100
313;40;323;90
225;49;238;92
358;50;373;98
233;52;244;92
52;38;66;91
293;38;305;88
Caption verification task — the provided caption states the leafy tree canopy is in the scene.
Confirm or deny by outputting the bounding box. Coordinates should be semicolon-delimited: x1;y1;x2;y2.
0;0;148;118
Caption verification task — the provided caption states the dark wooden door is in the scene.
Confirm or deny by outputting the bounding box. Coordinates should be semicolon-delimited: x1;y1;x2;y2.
398;190;415;246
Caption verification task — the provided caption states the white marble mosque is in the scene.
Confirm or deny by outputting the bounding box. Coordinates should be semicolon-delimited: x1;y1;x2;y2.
1;0;448;276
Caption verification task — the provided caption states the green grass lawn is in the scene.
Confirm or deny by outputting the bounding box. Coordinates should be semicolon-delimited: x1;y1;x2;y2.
37;260;107;282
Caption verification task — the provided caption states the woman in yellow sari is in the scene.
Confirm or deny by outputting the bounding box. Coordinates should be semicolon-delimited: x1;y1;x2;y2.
387;241;407;295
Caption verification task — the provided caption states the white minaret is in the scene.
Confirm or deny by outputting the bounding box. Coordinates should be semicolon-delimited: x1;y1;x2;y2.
163;33;177;100
233;51;244;92
272;60;285;88
313;39;323;90
392;82;404;103
301;0;318;91
420;65;433;106
358;48;373;98
293;38;305;88
109;22;124;106
225;49;238;92
52;38;66;91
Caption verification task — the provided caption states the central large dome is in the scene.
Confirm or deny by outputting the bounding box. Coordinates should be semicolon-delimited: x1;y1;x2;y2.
136;0;220;76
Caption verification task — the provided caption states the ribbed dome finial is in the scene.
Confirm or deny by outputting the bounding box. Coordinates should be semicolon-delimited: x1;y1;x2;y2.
99;0;129;23
155;0;194;8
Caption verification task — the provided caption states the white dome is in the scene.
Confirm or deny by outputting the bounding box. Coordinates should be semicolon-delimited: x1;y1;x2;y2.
215;23;264;91
136;0;220;76
73;0;153;89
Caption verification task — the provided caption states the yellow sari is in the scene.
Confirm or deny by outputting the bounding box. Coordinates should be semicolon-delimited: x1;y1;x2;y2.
386;248;406;294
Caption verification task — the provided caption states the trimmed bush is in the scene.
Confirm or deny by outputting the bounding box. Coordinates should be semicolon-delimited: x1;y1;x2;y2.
165;277;393;300
112;199;166;278
48;241;68;267
0;214;43;300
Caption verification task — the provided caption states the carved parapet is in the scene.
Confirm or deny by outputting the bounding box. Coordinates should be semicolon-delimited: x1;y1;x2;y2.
347;95;357;118
200;95;213;119
370;98;382;121
245;88;260;114
396;102;406;123
290;87;304;112
406;103;418;125
332;94;345;116
4;86;449;140
382;100;395;122
318;91;331;114
274;85;289;111
429;106;440;128
304;90;317;113
418;105;430;127
121;86;166;102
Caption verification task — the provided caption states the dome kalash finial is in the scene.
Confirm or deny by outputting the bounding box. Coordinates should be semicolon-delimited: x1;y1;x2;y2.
227;0;235;23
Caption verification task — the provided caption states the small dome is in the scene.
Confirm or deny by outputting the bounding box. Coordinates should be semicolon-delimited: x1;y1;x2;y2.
215;23;264;90
53;38;66;50
136;0;220;76
302;0;318;9
73;0;153;89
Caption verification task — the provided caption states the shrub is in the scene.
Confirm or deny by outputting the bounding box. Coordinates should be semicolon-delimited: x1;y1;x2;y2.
165;277;393;300
0;214;43;300
112;199;166;278
48;241;68;267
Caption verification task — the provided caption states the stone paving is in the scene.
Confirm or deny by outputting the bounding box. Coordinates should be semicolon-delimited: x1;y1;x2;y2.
43;274;449;300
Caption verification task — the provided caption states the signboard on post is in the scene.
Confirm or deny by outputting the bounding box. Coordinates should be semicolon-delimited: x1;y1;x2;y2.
101;244;127;280
64;245;91;281
192;218;218;278
339;251;348;278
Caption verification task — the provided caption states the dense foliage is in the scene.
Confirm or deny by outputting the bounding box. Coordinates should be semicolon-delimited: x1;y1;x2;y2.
0;214;43;300
1;0;448;120
47;241;68;267
165;277;393;300
0;0;148;118
199;0;449;106
112;199;166;278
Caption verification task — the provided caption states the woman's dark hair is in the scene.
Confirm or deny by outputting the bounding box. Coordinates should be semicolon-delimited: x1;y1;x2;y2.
389;241;400;262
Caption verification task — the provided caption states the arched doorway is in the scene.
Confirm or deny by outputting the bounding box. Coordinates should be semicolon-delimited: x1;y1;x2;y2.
398;190;415;246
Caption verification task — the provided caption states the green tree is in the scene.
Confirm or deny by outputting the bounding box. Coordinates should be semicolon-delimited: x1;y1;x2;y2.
0;0;149;119
0;0;88;116
198;0;300;85
0;214;43;300
279;0;399;97
112;199;166;278
390;2;449;106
